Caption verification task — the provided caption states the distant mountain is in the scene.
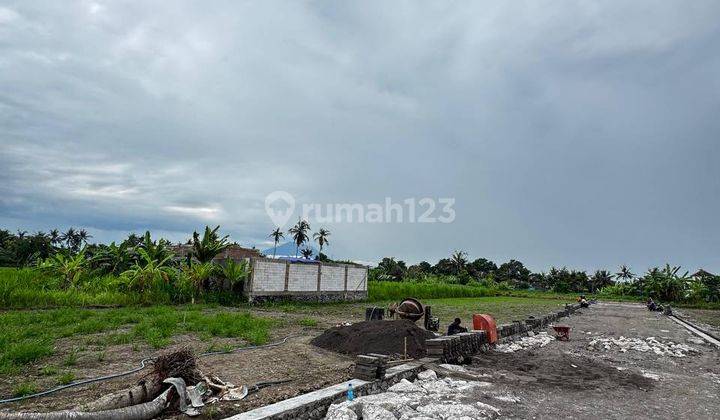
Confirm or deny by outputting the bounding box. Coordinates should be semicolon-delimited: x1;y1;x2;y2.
262;241;317;258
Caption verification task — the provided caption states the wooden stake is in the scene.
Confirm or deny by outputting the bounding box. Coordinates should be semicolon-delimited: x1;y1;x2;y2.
404;337;408;359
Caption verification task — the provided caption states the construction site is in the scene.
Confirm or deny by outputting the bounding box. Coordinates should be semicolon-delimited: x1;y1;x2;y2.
1;298;718;419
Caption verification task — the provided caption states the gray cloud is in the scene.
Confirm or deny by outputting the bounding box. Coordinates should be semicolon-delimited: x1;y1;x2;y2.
1;1;719;272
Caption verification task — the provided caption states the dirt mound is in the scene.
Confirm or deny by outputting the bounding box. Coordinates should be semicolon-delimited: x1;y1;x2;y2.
311;320;435;358
472;351;655;391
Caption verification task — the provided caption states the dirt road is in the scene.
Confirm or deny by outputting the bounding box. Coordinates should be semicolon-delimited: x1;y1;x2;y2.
466;302;720;419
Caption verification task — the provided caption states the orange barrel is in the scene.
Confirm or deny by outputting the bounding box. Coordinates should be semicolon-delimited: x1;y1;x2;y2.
472;314;498;344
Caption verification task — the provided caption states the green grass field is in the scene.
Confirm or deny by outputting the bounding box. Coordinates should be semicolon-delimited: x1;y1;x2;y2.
0;267;580;309
0;305;275;376
0;267;584;398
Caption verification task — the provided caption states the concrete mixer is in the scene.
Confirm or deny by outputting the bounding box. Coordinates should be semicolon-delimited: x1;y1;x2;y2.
389;297;425;322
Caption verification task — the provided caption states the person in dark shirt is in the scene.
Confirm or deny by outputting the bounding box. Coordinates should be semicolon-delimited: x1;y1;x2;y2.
447;318;468;335
646;297;658;311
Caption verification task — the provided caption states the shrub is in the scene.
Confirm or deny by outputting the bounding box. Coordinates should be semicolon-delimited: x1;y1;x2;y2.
57;371;76;385
120;249;175;293
12;382;37;397
220;258;250;293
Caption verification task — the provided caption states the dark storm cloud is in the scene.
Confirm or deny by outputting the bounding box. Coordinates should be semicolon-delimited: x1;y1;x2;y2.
1;1;719;271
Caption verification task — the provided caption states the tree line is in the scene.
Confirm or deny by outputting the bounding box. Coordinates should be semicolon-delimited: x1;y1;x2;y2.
0;226;250;301
371;251;720;304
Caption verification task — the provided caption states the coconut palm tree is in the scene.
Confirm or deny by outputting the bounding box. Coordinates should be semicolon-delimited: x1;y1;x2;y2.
313;228;330;255
616;265;635;283
78;229;92;245
300;247;313;259
269;228;284;258
590;270;615;292
61;228;82;252
451;250;468;274
288;219;310;257
49;229;61;246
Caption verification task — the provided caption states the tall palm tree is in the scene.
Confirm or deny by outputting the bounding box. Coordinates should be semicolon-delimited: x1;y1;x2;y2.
451;250;468;274
288;219;310;257
616;265;635;283
591;270;615;292
62;228;81;251
78;229;92;245
49;229;61;246
269;228;284;258
313;228;330;255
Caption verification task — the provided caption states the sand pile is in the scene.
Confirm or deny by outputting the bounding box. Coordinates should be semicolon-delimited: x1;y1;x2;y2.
311;320;435;358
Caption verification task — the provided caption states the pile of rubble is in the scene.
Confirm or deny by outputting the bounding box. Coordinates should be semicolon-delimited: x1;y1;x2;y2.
587;336;700;357
325;369;500;420
494;332;554;353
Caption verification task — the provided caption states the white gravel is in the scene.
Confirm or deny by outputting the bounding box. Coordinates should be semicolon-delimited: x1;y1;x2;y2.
325;367;499;420
587;335;700;357
494;331;554;353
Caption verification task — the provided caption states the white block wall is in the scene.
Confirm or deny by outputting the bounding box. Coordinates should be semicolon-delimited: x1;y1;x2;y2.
347;267;368;291
321;266;345;291
250;259;368;294
288;264;319;291
253;260;286;292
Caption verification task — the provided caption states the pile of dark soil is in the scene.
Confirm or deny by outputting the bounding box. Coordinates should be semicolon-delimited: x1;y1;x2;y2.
311;320;435;358
472;351;655;391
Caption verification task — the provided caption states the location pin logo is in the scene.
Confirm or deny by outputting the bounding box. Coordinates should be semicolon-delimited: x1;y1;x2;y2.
265;191;295;228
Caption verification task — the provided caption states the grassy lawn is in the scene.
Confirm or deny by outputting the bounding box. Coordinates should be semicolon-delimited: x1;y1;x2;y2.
0;294;580;399
259;296;573;328
0;305;275;378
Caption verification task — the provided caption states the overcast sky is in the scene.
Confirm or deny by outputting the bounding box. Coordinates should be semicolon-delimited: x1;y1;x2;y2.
1;1;719;272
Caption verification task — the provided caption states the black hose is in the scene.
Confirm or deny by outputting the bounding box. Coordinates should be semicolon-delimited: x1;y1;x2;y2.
0;335;295;405
247;379;293;395
0;358;154;405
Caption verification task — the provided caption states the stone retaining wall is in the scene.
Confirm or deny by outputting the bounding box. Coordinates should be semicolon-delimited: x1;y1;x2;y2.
428;302;585;362
226;359;432;420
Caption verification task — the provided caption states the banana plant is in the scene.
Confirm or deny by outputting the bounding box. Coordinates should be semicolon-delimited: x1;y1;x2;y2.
121;248;175;293
182;261;217;299
40;248;88;288
90;242;134;275
137;231;173;264
191;226;230;263
220;258;250;286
